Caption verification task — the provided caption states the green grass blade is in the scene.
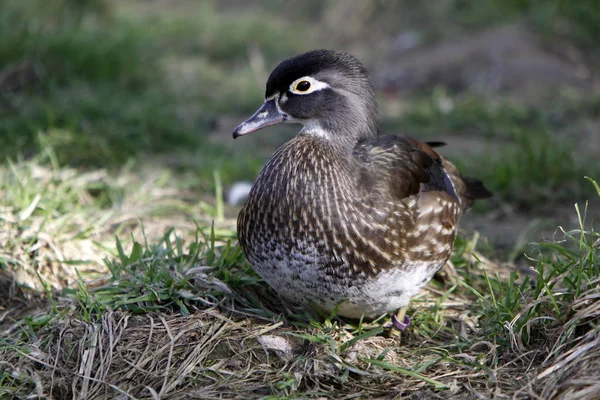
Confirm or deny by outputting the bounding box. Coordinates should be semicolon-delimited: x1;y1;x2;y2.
361;358;449;390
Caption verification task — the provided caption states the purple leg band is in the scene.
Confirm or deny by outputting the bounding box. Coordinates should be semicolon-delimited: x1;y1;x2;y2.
392;314;411;330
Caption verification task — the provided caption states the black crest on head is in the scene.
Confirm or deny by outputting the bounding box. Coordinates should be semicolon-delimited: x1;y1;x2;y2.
265;49;369;97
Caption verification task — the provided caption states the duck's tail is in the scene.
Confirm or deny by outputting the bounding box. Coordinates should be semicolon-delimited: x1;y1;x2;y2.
424;141;492;209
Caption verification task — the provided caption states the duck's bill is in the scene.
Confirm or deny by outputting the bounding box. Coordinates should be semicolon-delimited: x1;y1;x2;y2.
233;99;285;138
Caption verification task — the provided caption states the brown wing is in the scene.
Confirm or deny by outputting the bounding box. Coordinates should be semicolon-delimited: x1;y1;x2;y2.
353;135;459;202
318;135;491;277
331;136;460;275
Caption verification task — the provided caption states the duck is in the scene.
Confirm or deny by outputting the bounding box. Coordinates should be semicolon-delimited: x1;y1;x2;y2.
233;49;490;330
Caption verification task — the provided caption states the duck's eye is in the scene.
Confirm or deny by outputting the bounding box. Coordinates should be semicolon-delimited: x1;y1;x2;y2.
294;80;311;92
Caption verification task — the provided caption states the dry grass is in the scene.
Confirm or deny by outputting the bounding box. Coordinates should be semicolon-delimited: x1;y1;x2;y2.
0;150;229;334
1;152;599;398
2;215;599;398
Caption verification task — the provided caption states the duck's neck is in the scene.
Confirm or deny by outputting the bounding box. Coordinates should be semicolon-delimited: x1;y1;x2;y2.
321;90;379;153
302;120;378;156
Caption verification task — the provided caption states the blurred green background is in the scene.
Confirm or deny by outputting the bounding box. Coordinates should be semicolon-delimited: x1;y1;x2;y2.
2;0;599;248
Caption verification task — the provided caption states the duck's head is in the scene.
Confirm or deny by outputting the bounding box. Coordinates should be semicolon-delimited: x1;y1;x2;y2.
233;50;378;145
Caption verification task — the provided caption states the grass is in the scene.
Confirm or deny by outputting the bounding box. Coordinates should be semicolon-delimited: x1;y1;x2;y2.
0;0;197;166
1;161;598;397
0;0;305;182
498;0;600;53
2;0;598;197
2;0;600;398
0;145;229;301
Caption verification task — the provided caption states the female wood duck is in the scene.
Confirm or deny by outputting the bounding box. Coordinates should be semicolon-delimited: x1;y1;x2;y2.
233;50;490;330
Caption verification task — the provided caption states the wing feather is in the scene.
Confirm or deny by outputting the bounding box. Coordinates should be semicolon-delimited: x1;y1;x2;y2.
353;135;458;202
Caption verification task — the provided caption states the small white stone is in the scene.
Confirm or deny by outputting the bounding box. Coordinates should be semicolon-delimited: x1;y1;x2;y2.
258;335;295;361
227;181;253;205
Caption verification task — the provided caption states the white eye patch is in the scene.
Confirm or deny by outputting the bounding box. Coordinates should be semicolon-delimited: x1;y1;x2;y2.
289;76;330;95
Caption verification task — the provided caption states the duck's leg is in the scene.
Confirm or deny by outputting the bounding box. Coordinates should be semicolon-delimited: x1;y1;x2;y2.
392;307;411;331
